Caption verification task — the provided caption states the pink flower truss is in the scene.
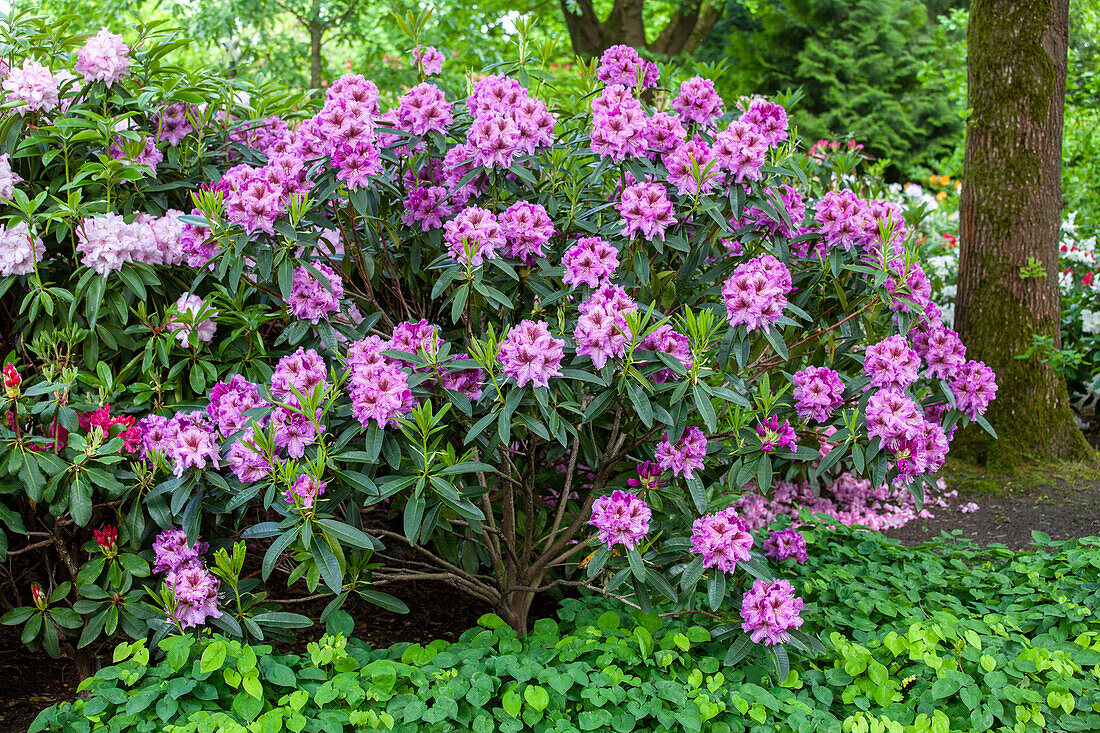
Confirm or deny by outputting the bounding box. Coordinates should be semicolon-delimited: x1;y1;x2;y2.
285;474;327;509
412;45;445;76
690;507;754;573
597;45;658;88
3;59;63;114
206;375;266;437
671;77;723;128
167;292;217;347
654;426;708;479
763;528;808;563
863;335;921;390
0;223;44;277
396;83;453;136
618;182;676;241
791;367;845;423
288;263;344;323
226;438;270;483
589;490;651;550
497;320;564;389
499;201;555;263
739;99;788;147
574;294;631;370
589;85;648;161
713;120;767;183
950;361;997;419
741;578;804;646
722;255;793;332
75;28;131;86
270;348;328;404
561;237;619;289
444;206;505;266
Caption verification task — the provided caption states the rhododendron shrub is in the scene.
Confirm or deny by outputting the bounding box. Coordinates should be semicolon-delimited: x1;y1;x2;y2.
0;16;996;671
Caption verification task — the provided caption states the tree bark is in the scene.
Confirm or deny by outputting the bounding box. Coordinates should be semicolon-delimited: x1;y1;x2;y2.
559;0;720;58
955;0;1093;466
309;0;324;89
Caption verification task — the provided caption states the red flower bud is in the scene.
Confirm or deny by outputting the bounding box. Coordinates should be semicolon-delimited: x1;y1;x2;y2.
94;525;119;557
3;363;20;400
31;583;47;610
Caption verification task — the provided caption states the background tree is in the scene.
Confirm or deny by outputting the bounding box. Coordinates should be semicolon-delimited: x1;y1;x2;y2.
698;0;967;177
559;0;723;57
954;0;1095;467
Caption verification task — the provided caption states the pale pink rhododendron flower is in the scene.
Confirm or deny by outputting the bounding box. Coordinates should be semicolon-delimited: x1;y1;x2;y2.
167;292;218;347
75;28;131;86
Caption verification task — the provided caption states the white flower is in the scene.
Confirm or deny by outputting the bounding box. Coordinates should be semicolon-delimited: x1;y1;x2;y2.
1081;309;1100;335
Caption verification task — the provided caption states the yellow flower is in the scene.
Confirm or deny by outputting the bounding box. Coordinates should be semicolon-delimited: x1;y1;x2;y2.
936;191;948;201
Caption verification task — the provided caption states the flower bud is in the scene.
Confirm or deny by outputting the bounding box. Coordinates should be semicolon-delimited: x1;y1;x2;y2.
31;583;47;611
3;363;21;400
94;525;119;558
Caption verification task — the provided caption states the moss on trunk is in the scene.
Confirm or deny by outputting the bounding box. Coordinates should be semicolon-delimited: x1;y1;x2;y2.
954;0;1095;469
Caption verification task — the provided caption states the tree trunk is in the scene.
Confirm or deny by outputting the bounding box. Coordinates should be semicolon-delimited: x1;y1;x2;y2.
559;0;720;58
309;0;324;89
954;0;1093;467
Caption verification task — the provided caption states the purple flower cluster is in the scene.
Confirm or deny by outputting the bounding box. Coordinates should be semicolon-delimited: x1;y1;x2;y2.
664;138;719;196
756;415;797;453
589;490;651;550
744;185;805;239
741;578;804;646
139;411;221;477
950;361;997;419
286;474;326;509
642;112;687;160
346;336;415;429
574;289;634;370
412;45;445;76
152;527;221;630
206;376;266;433
272;406;324;458
498;320;565;389
444;206;505;266
690;507;754;572
499;201;555;263
561;236;619;289
76;211;186;274
596;45;658;88
863;336;921;390
288;263;344;323
740;99;788;147
791;367;845;423
465;75;555;169
590;85;647;162
671;77;723;128
396;82;453;136
74;28;130;86
227;438;269;483
271;348;328;404
654;426;707;479
618;181;676;241
722;255;793;332
763;528;807;563
219;154;315;235
713;120;767;183
0;223;44;277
